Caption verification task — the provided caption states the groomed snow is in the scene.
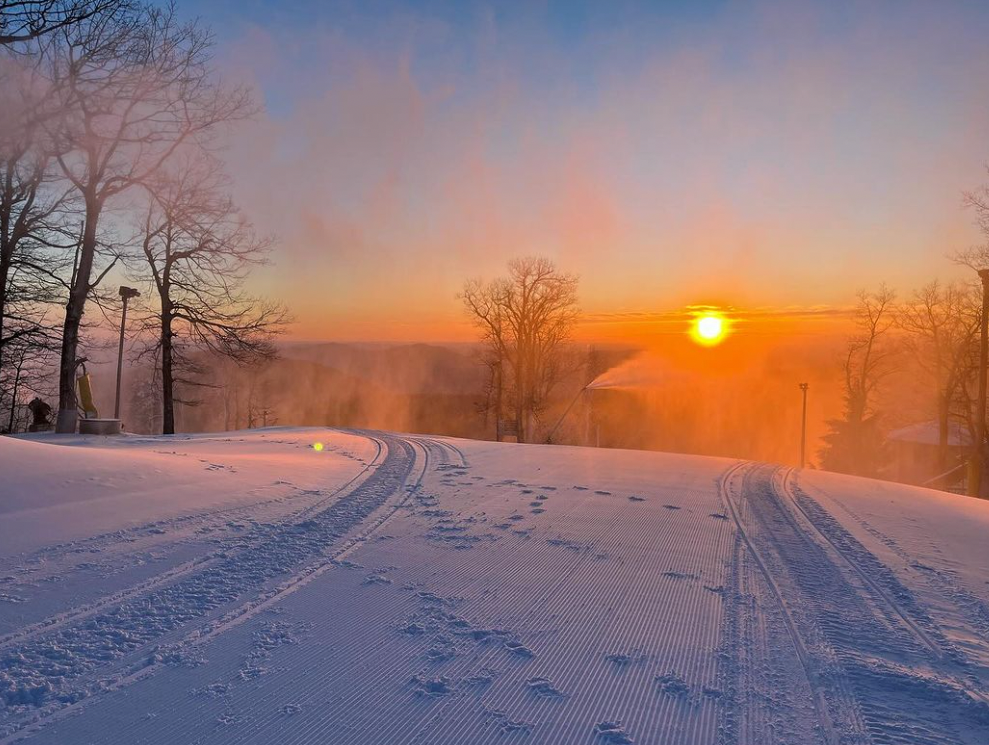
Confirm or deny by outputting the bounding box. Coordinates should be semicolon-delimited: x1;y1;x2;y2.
1;428;988;744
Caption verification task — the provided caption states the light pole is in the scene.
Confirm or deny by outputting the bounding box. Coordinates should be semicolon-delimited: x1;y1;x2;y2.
970;270;989;498
114;286;140;420
799;382;809;469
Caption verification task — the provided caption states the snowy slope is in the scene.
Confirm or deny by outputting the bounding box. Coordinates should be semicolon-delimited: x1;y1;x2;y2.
1;429;988;744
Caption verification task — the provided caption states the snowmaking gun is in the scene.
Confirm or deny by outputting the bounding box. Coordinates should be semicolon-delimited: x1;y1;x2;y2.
76;362;99;419
74;360;122;434
544;384;589;444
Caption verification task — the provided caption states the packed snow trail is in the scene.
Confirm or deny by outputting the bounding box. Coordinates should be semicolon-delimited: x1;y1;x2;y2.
0;432;421;739
2;429;989;744
720;463;989;745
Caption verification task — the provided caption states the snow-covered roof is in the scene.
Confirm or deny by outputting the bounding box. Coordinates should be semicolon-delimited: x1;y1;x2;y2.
887;420;971;447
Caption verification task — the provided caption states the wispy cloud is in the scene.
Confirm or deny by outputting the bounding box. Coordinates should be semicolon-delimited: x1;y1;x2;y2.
211;0;989;341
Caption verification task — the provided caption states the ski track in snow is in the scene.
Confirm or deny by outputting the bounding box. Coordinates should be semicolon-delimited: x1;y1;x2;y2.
719;461;989;745
0;432;423;740
3;431;989;743
0;438;387;653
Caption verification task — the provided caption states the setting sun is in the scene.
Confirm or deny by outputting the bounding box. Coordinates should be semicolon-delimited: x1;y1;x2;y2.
691;313;727;346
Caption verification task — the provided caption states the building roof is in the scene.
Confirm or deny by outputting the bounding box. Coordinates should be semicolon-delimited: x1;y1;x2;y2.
887;420;971;447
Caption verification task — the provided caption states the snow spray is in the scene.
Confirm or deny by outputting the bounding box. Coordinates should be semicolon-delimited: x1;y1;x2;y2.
585;352;668;390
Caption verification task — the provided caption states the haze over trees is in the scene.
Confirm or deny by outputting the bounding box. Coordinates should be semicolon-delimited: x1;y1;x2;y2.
897;281;981;472
0;0;284;434
462;257;579;443
819;286;897;476
133;162;285;434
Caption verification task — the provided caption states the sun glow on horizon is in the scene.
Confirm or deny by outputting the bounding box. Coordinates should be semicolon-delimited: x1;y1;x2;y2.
691;312;728;346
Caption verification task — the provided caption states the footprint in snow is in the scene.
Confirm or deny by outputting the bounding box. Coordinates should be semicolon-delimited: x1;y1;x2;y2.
488;710;533;733
605;653;635;668
200;682;229;697
594;490;612;496
663;504;681;510
530;508;546;514
663;571;699;581
425;645;457;662
655;672;690;696
363;573;392;586
504;640;535;658
411;675;452;696
279;703;303;716
595;721;634;744
526;677;565;697
628;496;646;502
465;669;497;687
709;513;728;520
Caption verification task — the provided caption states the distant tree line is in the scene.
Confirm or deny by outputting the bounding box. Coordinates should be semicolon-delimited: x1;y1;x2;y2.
0;0;287;434
821;185;989;480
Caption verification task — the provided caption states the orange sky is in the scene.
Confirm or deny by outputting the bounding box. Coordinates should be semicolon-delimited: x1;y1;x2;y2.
280;296;858;346
212;0;988;345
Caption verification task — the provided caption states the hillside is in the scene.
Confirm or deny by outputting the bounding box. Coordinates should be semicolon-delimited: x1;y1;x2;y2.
1;430;988;744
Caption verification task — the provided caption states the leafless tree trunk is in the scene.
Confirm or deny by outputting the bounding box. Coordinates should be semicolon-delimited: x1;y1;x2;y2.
133;161;286;434
0;37;76;386
43;3;253;431
0;329;55;431
462;257;579;443
897;281;981;470
821;286;897;476
0;0;127;45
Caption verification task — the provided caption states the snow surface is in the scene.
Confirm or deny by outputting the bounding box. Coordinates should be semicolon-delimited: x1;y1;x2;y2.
2;428;989;744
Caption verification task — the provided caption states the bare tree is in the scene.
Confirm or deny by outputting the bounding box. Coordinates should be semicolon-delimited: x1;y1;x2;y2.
963;169;989;248
0;35;76;388
956;168;989;273
124;360;158;432
897;280;981;470
0;0;126;46
463;275;508;437
44;2;254;431
133;162;286;435
820;286;897;476
0;328;54;431
462;257;579;443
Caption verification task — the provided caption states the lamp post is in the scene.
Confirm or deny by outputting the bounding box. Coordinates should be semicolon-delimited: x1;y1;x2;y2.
970;270;989;497
799;382;809;469
114;286;140;420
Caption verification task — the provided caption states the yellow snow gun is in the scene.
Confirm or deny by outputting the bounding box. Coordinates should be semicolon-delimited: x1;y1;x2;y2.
77;369;99;419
